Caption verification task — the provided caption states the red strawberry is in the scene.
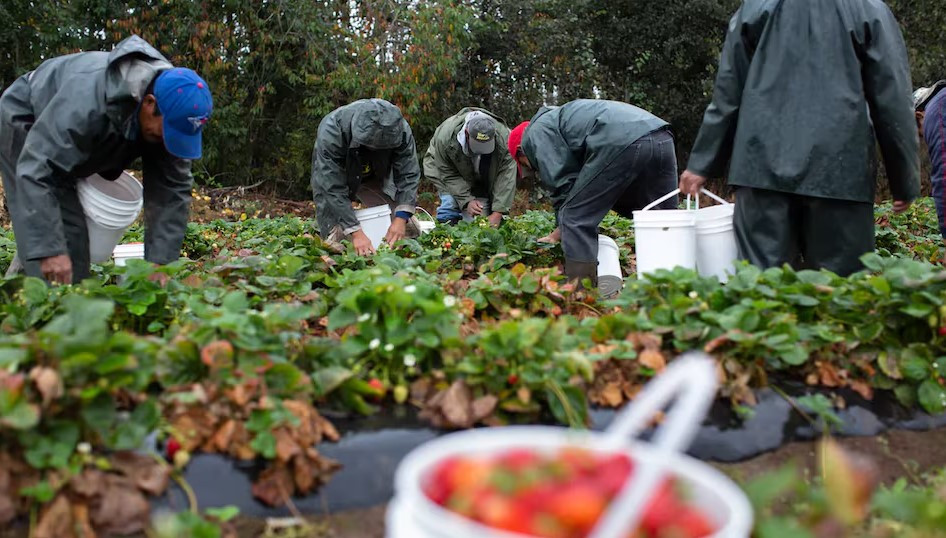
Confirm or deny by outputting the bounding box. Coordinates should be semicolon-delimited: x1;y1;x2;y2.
547;483;608;532
165;438;182;460
670;508;717;538
507;374;519;385
939;326;946;336
640;481;683;534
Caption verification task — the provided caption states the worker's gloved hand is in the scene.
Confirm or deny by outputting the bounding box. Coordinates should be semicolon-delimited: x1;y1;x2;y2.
40;254;72;285
488;212;504;228
351;229;376;256
538;227;562;245
383;217;407;247
679;170;707;196
467;200;485;216
892;200;913;214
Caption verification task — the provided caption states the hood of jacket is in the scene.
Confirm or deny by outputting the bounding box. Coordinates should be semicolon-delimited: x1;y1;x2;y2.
348;99;409;150
104;36;174;131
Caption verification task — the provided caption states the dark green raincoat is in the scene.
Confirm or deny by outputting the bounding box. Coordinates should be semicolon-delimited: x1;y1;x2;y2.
311;99;420;237
521;99;668;213
687;0;920;203
423;107;517;214
0;35;194;277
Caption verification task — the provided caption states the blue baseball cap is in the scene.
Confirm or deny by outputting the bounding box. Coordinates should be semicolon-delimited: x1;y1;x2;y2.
153;68;213;160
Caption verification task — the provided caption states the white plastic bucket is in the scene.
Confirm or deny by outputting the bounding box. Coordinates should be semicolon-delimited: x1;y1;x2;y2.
694;191;737;283
112;242;145;267
597;235;623;297
355;205;392;248
77;172;144;263
416;206;437;235
632;189;696;277
386;354;753;538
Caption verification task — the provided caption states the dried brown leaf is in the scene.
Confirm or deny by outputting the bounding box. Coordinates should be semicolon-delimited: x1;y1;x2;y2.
850;380;874;401
69;469;107;498
211;420;237;453
252;464;293;507
471;395;498;422
439;381;473;428
34;494;74;538
29;367;63;407
638;349;666;372
274;428;302;464
598;384;624;407
90;477;150;536
110;452;170;496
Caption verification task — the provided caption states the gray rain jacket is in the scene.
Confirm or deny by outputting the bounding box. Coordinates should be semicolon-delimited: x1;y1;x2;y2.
311;99;420;236
0;35;194;265
686;0;920;203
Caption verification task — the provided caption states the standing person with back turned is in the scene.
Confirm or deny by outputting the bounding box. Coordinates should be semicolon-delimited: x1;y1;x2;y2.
0;35;213;285
679;0;920;277
507;99;678;296
424;107;517;227
914;81;946;262
311;98;421;256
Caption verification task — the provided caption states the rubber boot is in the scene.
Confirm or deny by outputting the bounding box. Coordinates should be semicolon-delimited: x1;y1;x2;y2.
564;259;598;291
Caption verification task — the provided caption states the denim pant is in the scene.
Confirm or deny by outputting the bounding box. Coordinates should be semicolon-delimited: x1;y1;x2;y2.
559;129;678;263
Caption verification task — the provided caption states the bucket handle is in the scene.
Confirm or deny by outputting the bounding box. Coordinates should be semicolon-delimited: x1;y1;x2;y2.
414;206;436;222
640;188;694;212
588;353;719;538
695;188;731;210
641;188;730;212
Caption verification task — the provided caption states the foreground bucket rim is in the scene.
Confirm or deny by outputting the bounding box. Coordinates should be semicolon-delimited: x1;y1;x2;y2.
392;426;753;538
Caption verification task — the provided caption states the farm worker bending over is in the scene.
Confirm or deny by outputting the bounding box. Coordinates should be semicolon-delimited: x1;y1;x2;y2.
0;35;213;285
914;82;946;261
679;0;920;277
424;108;517;227
508;99;678;291
311;99;421;256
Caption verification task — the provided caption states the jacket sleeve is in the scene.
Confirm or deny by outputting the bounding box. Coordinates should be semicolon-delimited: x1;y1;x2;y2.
526;124;575;212
142;149;193;264
312;117;360;234
423;138;474;210
391;121;420;214
490;146;518;214
685;6;760;178
12;88;111;261
860;5;921;202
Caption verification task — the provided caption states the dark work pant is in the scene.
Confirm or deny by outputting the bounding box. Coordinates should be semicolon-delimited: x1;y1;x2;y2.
0;76;91;283
733;187;875;277
560;129;678;262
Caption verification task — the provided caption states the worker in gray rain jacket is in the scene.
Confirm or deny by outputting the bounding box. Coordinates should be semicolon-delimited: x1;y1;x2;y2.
311;99;421;256
0;35;212;285
680;0;920;277
508;99;678;295
424;107;517;227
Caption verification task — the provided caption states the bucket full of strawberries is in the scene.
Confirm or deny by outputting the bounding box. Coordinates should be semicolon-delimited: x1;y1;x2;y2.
386;353;753;538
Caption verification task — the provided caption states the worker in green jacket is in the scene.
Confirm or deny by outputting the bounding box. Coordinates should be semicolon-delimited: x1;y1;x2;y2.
0;35;212;285
424;108;517;227
311;99;421;256
680;0;920;276
508;99;678;291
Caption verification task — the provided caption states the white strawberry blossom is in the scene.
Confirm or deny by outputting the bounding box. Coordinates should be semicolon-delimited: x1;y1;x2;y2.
369;338;381;350
405;285;417;294
443;295;457;307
